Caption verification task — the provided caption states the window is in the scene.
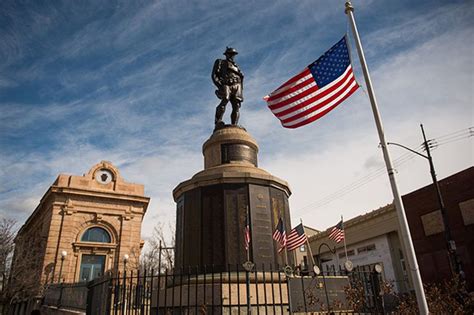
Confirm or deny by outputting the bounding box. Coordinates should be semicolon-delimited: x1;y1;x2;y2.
80;254;106;282
81;227;111;243
338;249;355;259
357;244;376;254
300;245;306;252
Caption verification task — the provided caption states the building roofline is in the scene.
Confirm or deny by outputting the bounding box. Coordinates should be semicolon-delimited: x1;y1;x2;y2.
308;166;473;243
403;166;473;199
308;203;395;242
16;183;150;239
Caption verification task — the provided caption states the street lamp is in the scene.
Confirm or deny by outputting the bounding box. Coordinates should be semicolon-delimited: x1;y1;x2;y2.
317;242;353;314
123;254;129;272
58;250;67;283
388;124;461;276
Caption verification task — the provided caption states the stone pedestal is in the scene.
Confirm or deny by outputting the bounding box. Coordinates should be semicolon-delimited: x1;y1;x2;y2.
150;272;351;314
151;272;290;315
173;126;293;271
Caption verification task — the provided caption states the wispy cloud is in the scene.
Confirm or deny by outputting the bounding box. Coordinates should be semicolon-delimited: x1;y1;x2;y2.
0;0;472;242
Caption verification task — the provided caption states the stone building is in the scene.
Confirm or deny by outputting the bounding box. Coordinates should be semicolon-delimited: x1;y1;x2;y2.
308;204;411;293
10;161;149;295
307;166;474;293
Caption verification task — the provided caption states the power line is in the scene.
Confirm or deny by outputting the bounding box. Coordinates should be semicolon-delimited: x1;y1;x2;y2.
294;127;472;216
295;145;423;214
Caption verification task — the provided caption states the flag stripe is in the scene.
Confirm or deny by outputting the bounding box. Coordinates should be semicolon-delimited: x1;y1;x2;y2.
268;78;317;106
272;218;287;252
283;86;358;128
277;68;355;119
282;80;358;127
287;235;307;251
264;36;358;128
267;69;312;99
269;65;351;110
328;220;345;243
267;78;316;107
269;83;318;110
244;226;250;250
270;67;358;128
286;223;308;251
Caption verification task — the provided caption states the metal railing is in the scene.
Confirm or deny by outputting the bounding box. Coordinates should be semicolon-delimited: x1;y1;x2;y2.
41;264;384;315
43;282;88;311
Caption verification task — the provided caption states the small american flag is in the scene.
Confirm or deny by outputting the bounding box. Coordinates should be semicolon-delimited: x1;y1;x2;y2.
272;218;287;253
264;36;359;128
244;214;251;251
287;223;308;251
328;220;344;243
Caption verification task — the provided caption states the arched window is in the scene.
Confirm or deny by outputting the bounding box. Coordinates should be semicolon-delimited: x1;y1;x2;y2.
81;227;111;243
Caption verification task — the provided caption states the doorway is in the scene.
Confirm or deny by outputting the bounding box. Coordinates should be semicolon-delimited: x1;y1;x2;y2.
79;254;106;282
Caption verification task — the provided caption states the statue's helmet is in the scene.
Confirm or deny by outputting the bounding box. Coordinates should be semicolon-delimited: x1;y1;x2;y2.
224;47;238;56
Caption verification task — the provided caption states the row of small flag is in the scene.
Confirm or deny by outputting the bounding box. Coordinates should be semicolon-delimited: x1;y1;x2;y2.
244;217;345;252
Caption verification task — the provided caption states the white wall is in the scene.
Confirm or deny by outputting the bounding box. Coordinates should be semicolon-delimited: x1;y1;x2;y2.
320;234;399;288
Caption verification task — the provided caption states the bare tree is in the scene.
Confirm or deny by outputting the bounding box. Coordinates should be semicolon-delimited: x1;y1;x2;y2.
0;218;16;280
140;222;175;274
6;219;47;301
0;218;16;311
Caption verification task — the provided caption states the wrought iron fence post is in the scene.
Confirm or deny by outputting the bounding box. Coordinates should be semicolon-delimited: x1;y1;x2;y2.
243;261;254;315
106;275;113;315
245;268;251;314
121;270;126;314
86;280;93;314
318;243;337;314
57;283;63;309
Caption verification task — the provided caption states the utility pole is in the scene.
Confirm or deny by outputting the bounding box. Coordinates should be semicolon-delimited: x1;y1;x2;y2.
387;124;462;277
420;124;460;275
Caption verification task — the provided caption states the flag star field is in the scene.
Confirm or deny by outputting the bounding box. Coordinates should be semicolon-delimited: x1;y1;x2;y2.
309;37;351;88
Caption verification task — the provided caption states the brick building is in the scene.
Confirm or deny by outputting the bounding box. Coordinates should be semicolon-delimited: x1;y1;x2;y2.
307;167;474;293
403;166;474;290
9;161;149;296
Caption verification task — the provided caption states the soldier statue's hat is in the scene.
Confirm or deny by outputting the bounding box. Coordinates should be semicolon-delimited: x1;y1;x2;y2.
224;47;238;56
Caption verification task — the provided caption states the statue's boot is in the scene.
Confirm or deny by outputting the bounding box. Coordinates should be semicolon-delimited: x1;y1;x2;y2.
231;109;240;125
215;103;226;125
231;101;240;125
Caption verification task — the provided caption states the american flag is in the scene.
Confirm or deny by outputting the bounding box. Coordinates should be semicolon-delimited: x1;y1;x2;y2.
264;36;359;128
272;218;287;253
244;213;251;251
328;220;345;243
287;223;308;251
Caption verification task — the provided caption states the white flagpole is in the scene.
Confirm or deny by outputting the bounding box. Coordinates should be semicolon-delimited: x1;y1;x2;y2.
283;219;289;266
341;215;349;262
300;219;316;271
344;2;429;314
246;206;251;262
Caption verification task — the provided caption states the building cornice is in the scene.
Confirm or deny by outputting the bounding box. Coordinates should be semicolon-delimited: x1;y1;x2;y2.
16;170;150;238
308;203;396;243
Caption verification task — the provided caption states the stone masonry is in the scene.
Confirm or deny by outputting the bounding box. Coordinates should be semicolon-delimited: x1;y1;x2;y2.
11;161;149;291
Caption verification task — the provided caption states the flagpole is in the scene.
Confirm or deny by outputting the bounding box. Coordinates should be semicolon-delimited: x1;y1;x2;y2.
301;219;316;272
282;218;289;266
341;215;349;262
344;2;429;314
246;206;251;262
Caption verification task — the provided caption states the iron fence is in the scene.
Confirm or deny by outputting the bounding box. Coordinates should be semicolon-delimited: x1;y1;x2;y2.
43;282;88;311
40;263;385;314
76;263;382;314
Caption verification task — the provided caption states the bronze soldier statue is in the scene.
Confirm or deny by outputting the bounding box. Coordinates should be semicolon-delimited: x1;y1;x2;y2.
212;47;244;126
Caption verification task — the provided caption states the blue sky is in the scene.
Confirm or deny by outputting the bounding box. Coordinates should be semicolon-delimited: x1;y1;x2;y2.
1;0;472;241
